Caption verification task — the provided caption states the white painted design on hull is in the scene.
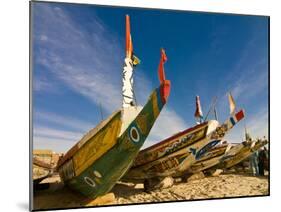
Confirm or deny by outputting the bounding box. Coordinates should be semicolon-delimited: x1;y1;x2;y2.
130;126;140;143
84;176;96;188
122;57;135;108
93;170;102;178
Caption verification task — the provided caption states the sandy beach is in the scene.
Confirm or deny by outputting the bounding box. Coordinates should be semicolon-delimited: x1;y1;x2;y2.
33;173;269;210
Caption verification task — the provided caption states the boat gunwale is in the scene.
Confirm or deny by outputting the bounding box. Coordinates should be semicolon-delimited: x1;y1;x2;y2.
139;121;209;153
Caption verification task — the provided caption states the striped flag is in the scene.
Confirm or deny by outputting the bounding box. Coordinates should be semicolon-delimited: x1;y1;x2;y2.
229;109;245;127
228;92;236;115
194;96;203;119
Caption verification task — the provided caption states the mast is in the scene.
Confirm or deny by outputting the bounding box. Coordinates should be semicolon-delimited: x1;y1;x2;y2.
203;96;217;122
214;106;218;121
122;15;139;108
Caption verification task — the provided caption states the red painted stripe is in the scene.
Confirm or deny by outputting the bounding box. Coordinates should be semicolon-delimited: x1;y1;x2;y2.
235;109;245;121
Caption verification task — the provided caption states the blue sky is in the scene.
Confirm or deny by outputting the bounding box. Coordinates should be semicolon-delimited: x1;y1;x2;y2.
32;2;269;152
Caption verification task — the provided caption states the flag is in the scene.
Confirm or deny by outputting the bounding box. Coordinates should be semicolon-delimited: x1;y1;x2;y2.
194;96;203;119
228;92;236;115
158;48;168;83
132;54;140;66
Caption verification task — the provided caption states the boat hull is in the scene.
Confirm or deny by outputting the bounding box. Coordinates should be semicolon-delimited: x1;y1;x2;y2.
123;110;245;182
187;144;229;173
58;86;167;198
220;139;268;169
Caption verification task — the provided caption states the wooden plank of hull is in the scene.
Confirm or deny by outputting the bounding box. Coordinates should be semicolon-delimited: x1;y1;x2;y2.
123;110;245;182
58;87;166;199
33;157;53;170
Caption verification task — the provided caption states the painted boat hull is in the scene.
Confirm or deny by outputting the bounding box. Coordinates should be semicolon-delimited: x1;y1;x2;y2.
122;121;215;182
123;110;245;182
33;166;50;185
187;144;229;173
220;139;268;169
57;86;167;198
132;122;210;168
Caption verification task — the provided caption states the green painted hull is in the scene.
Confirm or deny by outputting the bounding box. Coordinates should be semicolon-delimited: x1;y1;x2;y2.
62;86;166;198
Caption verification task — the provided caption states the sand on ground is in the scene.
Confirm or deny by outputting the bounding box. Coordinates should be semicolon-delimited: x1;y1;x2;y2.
33;173;269;210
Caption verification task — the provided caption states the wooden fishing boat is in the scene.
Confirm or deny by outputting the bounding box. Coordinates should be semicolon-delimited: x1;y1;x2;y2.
122;106;245;183
33;157;52;185
187;142;231;173
32;150;58;185
56;15;170;199
219;138;268;169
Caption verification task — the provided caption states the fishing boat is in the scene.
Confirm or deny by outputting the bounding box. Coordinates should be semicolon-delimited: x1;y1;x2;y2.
219;136;268;169
122;94;245;183
33;157;52;185
187;141;231;174
56;15;171;199
33;149;58;185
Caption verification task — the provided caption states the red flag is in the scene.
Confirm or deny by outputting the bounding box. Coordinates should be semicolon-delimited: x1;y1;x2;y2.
158;48;168;83
235;109;245;122
194;96;203;118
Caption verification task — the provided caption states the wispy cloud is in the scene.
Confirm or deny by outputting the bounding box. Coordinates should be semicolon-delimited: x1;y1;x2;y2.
33;4;189;151
34;4;123;112
33;76;58;93
34;110;95;132
230;62;268;102
33;126;84;152
33;136;78;153
34;127;82;141
210;34;268;143
33;111;95;152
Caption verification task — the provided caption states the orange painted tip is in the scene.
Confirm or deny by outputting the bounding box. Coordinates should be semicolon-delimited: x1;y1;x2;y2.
161;48;168;62
160;80;171;104
158;48;168;83
126;15;133;58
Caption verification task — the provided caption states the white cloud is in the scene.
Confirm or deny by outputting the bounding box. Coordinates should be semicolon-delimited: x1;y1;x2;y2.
33;136;77;153
34;110;95;132
33;126;84;152
33;111;97;152
33;77;57;92
231;68;268;101
34;126;82;141
34;4;123;112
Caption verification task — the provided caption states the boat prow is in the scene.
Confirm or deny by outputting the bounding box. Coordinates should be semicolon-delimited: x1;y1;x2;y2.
56;15;171;199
